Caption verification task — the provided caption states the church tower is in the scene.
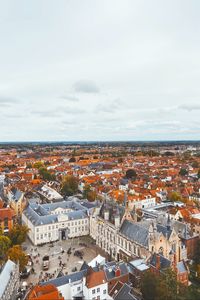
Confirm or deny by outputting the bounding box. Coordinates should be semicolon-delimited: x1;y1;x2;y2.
121;191;136;223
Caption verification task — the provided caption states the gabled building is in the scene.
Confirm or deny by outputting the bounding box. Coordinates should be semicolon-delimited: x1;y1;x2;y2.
6;187;26;216
0;207;16;233
0;259;19;300
27;284;64;300
91;198;191;264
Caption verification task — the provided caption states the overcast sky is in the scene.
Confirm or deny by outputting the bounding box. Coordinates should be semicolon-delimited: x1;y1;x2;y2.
0;0;200;141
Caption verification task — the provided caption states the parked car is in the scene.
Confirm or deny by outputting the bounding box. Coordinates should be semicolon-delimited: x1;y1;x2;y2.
42;255;50;270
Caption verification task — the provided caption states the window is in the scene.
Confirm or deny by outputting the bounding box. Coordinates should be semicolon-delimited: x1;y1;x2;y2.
92;289;95;294
36;228;39;232
77;286;81;291
103;289;106;294
97;287;100;293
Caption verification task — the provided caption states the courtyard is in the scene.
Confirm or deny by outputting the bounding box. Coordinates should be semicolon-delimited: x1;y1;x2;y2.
21;236;106;287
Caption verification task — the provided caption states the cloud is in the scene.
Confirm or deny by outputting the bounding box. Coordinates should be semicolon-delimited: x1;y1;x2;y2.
73;80;100;93
31;106;85;118
95;98;122;113
179;104;200;112
30;110;62;118
59;95;79;102
0;96;20;107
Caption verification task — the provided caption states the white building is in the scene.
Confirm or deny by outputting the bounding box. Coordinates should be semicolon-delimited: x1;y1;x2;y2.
0;259;19;300
22;198;96;245
128;196;156;210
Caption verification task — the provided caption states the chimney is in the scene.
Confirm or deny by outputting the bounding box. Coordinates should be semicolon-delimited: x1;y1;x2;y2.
104;210;109;221
156;255;160;270
114;215;120;228
115;267;121;277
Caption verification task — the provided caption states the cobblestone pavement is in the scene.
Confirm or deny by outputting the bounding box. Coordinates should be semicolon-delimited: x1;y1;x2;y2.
21;236;100;287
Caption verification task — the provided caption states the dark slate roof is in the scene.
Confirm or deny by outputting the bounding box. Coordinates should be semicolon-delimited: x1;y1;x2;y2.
156;216;191;239
104;262;129;281
41;270;87;287
114;283;138;300
11;188;23;202
99;201;125;225
156;224;172;238
80;262;89;271
119;219;149;247
23;199;89;226
150;253;171;270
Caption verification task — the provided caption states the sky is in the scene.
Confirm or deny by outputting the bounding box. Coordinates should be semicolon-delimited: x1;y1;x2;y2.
0;0;200;141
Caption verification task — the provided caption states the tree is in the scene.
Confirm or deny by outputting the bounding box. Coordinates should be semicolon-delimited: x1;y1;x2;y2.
0;235;11;261
69;157;76;163
141;269;185;300
141;271;159;300
179;168;188;176
61;175;78;197
198;169;200;179
39;167;56;181
83;185;97;202
7;245;28;271
8;224;29;246
169;191;183;202
191;161;199;168
33;161;44;169
125;169;137;179
26;163;32;169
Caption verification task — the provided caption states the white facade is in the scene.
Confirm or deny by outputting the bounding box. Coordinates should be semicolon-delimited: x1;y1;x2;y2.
83;278;110;300
22;200;91;245
128;197;156;210
0;260;19;300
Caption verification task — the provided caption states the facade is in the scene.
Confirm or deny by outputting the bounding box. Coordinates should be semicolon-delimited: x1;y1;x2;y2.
22;198;95;245
0;207;16;233
128;196;156;210
83;267;109;300
0;259;20;300
90;201;191;264
41;258;127;300
7;188;26;216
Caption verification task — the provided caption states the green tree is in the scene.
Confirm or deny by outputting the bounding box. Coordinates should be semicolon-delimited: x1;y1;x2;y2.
26;163;32;169
33;161;44;169
83;185;97;202
39;167;56;181
169;191;183;202
61;175;78;197
179;168;188;176
198;169;200;179
69;157;76;163
0;235;11;261
125;169;137;179
7;245;28;272
141;271;159;300
8;224;29;246
191;161;199;168
141;269;185;300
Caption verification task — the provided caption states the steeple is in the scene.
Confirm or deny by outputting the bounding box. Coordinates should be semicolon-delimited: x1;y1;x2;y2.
121;191;136;223
167;213;171;231
124;191;128;208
